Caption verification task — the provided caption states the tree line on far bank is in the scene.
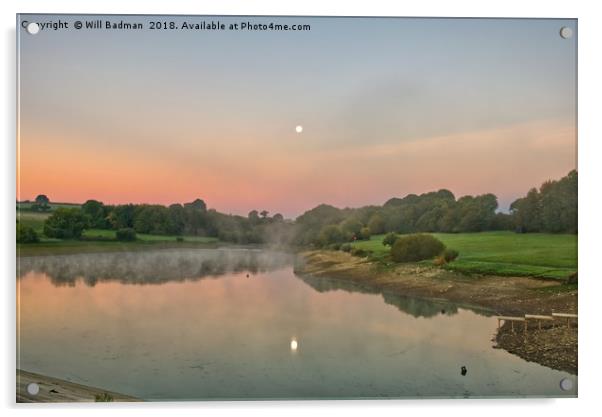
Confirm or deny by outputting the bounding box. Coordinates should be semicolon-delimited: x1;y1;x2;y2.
16;170;577;245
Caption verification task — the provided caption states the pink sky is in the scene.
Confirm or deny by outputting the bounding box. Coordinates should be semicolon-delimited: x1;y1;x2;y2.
17;118;575;217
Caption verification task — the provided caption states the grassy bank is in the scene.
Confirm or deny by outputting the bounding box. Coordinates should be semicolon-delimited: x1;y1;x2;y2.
82;228;218;243
351;231;577;279
17;239;221;257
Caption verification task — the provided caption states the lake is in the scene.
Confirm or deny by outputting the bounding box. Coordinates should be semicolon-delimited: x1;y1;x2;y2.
17;248;576;400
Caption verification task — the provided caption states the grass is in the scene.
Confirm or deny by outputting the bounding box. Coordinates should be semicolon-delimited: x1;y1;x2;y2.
17;201;80;211
16;211;49;234
352;231;577;279
82;228;218;243
16;212;220;256
17;239;221;256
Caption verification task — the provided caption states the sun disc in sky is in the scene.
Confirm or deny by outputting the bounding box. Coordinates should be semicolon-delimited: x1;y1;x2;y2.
295;125;303;134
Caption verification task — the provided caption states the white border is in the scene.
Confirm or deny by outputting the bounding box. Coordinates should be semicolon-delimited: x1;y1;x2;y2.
2;1;601;416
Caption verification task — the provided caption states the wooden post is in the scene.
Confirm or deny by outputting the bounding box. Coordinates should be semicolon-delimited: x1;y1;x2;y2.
525;314;554;331
551;313;578;329
496;316;526;334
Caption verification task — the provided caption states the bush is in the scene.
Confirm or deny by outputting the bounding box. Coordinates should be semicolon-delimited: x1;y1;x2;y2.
442;248;459;263
382;232;399;247
16;223;39;243
350;247;370;257
433;249;459;266
340;243;352;252
318;224;345;246
390;234;445;263
340;218;363;238
43;208;88;239
116;227;137;241
176;236;184;242
566;272;578;285
433;256;446;266
359;227;371;240
328;243;342;250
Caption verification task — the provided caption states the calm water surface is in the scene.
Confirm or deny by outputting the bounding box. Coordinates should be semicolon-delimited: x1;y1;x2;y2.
17;248;576;400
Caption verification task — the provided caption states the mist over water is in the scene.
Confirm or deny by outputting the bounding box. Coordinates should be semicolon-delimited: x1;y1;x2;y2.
17;248;575;399
17;248;295;286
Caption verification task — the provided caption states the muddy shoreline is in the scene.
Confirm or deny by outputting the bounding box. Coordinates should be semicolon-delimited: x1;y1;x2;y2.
296;250;577;374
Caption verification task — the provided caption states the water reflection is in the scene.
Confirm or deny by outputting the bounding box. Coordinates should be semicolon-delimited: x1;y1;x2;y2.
17;249;574;399
18;249;295;287
19;249;489;319
297;274;490;319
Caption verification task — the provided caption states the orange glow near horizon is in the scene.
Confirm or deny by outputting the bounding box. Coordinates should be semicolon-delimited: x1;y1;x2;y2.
17;118;576;216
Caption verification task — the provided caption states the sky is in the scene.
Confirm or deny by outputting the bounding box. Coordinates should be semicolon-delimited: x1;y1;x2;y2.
17;16;577;218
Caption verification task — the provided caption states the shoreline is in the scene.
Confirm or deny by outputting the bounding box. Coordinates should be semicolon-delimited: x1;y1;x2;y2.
16;241;222;257
296;250;577;374
17;369;140;403
15;241;281;258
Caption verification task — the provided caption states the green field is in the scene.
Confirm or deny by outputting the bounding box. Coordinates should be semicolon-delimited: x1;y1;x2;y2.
351;231;577;279
17;239;221;257
17;201;80;212
82;229;218;243
17;211;220;256
16;211;48;234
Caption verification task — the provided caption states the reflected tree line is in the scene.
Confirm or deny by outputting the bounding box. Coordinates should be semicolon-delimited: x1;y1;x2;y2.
296;274;490;318
19;247;492;319
18;249;295;287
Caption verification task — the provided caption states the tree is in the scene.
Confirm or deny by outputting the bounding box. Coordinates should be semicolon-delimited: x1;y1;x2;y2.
133;205;169;234
318;225;345;246
43;208;88;239
82;200;108;228
510;170;577;234
272;213;284;222
539;170;577;233
296;204;344;228
16;222;39;243
107;204;135;229
453;194;498;232
511;189;542;232
184;198;207;212
167;204;186;235
293;204;345;246
367;213;385;234
260;210;269;219
248;210;260;225
31;194;51;212
340;218;363;239
490;212;514;231
359;227;371;240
